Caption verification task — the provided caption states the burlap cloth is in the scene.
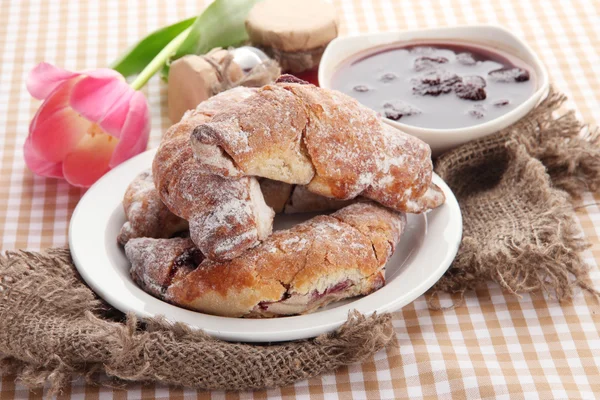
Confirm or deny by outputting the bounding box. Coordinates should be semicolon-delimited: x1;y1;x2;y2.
1;88;599;395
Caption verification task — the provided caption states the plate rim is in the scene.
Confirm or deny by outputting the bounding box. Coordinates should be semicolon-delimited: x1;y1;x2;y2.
69;149;462;342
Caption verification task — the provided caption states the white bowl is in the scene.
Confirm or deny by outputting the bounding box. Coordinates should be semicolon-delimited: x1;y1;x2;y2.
318;25;549;155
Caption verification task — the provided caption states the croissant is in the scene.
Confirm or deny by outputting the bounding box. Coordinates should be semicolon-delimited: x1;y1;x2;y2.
153;87;276;261
190;76;445;213
153;86;367;261
117;170;188;245
125;202;406;317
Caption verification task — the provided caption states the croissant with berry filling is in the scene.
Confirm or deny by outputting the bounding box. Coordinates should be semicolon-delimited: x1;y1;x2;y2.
125;202;406;317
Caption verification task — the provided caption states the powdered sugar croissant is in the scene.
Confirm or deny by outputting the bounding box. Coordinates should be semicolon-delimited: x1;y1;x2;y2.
190;76;445;214
153;87;275;261
153;86;367;261
125;202;406;317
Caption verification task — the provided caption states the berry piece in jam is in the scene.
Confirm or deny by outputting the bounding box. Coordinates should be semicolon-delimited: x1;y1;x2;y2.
467;104;486;119
353;85;370;92
454;75;487;101
383;101;422;120
379;72;397;83
411;70;461;96
488;67;530;82
414;56;449;71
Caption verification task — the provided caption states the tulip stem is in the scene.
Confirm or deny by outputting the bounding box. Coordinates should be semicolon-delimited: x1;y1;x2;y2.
129;27;192;91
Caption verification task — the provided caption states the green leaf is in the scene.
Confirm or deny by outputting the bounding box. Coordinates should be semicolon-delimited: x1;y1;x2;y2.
160;0;262;80
111;16;197;78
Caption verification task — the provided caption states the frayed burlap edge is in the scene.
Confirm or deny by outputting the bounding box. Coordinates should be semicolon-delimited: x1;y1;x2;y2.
432;88;600;307
0;248;394;396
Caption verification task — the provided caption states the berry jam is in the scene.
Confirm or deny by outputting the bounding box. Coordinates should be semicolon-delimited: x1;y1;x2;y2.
331;42;536;129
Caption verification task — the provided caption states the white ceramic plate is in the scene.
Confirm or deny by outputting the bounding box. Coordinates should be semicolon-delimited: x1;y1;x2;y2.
70;149;462;343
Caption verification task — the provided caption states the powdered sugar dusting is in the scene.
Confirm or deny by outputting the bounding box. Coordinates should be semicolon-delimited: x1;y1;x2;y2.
189;86;257;118
212;229;258;254
182;175;272;260
127;203;403;317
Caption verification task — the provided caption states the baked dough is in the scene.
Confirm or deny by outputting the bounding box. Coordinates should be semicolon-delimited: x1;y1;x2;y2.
153;79;443;261
118;173;354;249
190;77;445;213
124;79;443;317
127;237;203;298
125;202;406;317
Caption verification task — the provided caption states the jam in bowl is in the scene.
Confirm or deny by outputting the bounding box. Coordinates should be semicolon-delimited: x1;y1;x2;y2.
331;42;536;129
318;26;550;155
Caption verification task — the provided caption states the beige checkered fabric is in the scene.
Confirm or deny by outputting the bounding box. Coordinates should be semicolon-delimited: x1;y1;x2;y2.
1;0;599;398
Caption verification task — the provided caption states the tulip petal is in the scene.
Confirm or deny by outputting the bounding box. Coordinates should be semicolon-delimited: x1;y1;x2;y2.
70;76;131;137
29;79;88;163
63;132;118;187
26;62;79;100
30;78;79;118
109;91;150;168
23;135;64;179
98;90;134;137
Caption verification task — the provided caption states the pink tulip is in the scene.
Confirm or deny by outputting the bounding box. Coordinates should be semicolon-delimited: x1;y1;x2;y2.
24;62;150;187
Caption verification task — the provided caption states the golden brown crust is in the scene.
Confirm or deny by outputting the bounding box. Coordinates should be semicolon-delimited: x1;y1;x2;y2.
284;83;383;199
124;202;407;317
333;202;406;263
362;123;445;213
155;82;443;262
153;85;364;261
117;170;188;245
190;81;445;214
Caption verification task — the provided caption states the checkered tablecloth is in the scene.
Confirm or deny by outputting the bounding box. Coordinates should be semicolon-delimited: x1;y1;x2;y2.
1;0;599;398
